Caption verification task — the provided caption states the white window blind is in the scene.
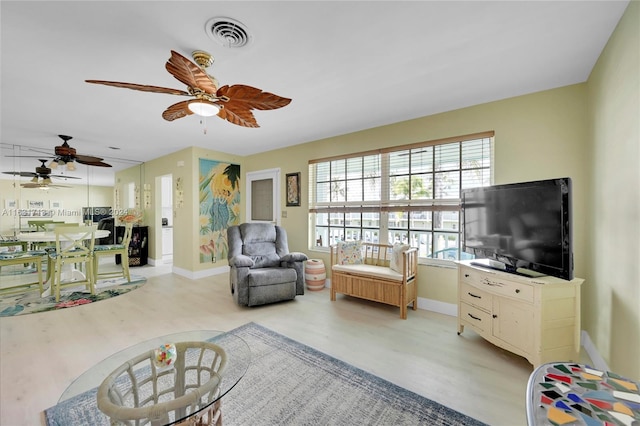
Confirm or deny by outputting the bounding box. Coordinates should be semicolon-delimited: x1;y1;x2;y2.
309;132;494;261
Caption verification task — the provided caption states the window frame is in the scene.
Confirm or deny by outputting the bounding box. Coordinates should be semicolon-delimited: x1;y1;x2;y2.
308;131;494;266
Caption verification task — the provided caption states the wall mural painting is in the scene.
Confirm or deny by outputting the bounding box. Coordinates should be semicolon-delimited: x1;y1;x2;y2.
198;159;241;263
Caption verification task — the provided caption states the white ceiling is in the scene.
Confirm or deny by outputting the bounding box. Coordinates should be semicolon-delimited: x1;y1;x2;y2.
0;1;629;187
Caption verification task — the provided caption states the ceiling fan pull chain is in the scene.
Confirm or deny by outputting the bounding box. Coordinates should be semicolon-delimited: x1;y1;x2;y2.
200;117;207;135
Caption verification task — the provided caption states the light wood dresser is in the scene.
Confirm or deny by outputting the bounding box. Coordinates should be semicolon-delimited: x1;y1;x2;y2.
457;260;584;367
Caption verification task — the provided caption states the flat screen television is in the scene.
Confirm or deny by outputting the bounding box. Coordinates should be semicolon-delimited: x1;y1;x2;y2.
461;177;573;281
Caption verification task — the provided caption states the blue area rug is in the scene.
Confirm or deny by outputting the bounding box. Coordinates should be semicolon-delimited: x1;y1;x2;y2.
0;275;147;317
44;322;486;425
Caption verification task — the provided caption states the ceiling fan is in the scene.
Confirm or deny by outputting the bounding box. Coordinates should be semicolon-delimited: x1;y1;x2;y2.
86;50;291;128
8;135;112;169
2;159;81;189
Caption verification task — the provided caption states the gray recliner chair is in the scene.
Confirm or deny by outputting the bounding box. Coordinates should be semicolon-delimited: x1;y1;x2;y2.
227;223;308;306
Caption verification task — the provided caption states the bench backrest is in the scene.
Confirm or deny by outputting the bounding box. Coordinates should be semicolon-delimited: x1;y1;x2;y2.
331;242;418;280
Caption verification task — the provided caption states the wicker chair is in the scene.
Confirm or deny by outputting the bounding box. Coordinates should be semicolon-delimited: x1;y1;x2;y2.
97;341;227;426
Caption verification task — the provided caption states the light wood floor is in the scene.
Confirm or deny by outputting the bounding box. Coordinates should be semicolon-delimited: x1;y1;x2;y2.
2;262;562;426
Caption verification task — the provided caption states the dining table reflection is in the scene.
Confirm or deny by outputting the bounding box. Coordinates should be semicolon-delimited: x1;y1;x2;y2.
16;228;110;297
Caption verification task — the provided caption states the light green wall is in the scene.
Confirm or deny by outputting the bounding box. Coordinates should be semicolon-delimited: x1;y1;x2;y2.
244;83;590;304
586;0;639;380
0;179;113;235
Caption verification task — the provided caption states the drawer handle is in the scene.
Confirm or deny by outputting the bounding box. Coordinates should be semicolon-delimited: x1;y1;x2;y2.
515;289;521;294
468;292;482;299
467;313;481;321
464;273;470;278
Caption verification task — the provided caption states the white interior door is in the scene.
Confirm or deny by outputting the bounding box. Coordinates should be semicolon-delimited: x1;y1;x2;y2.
246;168;280;225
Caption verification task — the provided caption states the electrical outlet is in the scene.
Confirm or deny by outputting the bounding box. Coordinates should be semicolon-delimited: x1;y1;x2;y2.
282;211;287;218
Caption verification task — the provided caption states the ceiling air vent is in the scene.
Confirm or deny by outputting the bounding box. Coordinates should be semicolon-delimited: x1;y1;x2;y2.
205;17;252;48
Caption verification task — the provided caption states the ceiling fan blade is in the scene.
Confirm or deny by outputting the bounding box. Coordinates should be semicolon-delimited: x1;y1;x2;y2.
6;155;55;161
217;104;259;128
2;171;38;177
49;174;82;180
166;50;218;95
21;183;70;189
75;158;112;167
85;80;189;96
162;100;193;122
217;85;292;110
74;153;104;162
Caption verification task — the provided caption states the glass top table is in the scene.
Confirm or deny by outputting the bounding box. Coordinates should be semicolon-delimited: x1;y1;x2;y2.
59;330;251;425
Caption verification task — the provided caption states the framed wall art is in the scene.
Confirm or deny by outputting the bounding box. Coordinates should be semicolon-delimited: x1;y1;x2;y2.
286;172;301;207
27;200;46;210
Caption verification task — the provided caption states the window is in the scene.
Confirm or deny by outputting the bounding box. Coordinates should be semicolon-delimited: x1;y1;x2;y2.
309;132;493;262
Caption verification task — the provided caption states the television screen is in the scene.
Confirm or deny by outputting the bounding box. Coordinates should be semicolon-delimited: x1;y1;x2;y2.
462;177;573;281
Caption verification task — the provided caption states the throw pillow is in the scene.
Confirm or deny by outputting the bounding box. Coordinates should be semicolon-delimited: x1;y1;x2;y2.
336;240;363;265
390;243;411;273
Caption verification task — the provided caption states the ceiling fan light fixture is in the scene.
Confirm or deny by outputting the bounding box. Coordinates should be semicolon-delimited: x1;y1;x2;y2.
49;160;58;169
188;100;220;117
66;161;76;171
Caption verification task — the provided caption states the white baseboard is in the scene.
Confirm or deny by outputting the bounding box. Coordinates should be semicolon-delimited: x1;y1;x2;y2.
417;297;458;317
581;330;609;371
173;265;229;280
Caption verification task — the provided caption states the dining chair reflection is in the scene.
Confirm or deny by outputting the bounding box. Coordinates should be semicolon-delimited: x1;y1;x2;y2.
48;225;96;302
93;222;133;283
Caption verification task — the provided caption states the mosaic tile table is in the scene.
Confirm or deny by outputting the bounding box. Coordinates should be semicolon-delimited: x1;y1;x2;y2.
526;362;640;425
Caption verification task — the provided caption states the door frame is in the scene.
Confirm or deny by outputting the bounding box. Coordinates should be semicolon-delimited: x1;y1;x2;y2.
246;168;281;225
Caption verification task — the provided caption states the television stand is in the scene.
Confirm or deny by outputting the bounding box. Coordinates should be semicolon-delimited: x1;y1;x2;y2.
457;260;583;367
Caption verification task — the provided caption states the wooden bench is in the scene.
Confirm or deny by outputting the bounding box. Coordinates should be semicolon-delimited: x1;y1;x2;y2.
330;242;418;319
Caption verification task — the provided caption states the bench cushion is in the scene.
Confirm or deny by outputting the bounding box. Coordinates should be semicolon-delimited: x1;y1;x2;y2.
94;244;126;251
0;251;46;260
332;264;403;282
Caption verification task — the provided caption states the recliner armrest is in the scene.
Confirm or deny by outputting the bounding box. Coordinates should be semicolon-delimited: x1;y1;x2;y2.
281;252;308;263
229;255;254;268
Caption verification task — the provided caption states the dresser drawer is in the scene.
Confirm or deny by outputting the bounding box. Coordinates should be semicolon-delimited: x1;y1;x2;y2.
487;278;533;303
460;302;491;334
460;282;492;311
460;266;534;303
